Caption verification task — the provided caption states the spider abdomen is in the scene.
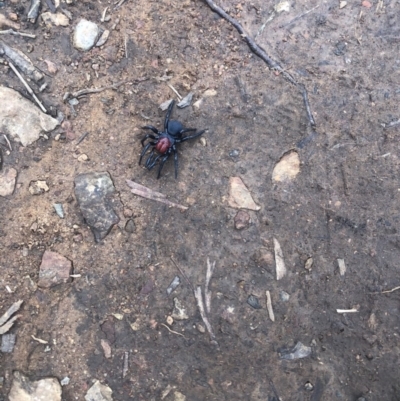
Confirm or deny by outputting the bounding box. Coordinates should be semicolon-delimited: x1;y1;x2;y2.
155;137;171;154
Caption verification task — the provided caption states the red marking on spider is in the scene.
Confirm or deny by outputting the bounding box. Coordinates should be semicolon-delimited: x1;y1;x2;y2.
155;137;171;154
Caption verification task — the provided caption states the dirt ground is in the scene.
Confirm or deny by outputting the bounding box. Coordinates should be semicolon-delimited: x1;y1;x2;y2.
1;0;400;399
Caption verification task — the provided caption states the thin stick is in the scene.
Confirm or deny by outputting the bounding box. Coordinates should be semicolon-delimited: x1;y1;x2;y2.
384;119;400;129
205;258;215;314
160;323;187;339
170;257;194;292
101;6;109;22
3;134;11;151
75;132;89;146
0;30;36;38
336;308;358;313
8;61;47;113
71;81;126;98
167;84;182;100
201;0;316;128
125;34;128;59
122;351;129;378
266;291;275;322
194;286;218;346
280;5;320;28
382;286;400;294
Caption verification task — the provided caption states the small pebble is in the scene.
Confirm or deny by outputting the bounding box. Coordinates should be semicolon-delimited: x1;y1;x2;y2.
196;322;206;333
166;316;173;325
60;377;70;386
234;210;250;230
304;257;313;270
200;137;207;146
247;294;262;309
279;290;290;302
77;154;88;162
229;149;240;157
125;219;136;233
304;381;314;391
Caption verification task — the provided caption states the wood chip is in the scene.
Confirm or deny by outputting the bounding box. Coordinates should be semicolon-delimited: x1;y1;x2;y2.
126;180;188;211
266;291;275;322
337;258;346;276
273;238;287;280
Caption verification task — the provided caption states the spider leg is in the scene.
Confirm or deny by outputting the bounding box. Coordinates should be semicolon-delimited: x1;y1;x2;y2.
173;145;179;179
164;100;175;130
146;152;162;170
179;128;197;135
142;126;159;135
157;151;171;179
141;133;158;146
179;129;206;142
139;142;156;165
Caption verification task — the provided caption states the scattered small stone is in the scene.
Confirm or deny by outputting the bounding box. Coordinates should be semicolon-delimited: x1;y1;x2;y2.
247;294;262;309
272;151;300;182
234;210;250;230
101;316;116;344
337;258;346;276
227;177;260;211
9;371;62;401
74;172;120;242
304;381;314;391
174;391;186;401
29;180;49;195
41;12;69;26
166;316;173;325
305;257;313;270
125;219;136;233
193;98;203;108
0;168;17;197
92;63;99;71
339;0;347;8
361;0;372;7
85;380;113;401
229;149;240;158
171;298;189;320
177;92;193;108
96;30;110;46
60;377;70;386
196;322;206;333
140;278;155;295
68;98;79;106
38;250;73;288
166;276;180;295
0;86;59;146
203;89;217;97
53;203;64;218
279;341;312;360
44;59;58;74
73;233;83;242
100;339;112;358
199;137;207;146
279;290;290;302
363;334;377;345
159;99;173;111
73;19;100;51
77;154;88;162
1;333;16;352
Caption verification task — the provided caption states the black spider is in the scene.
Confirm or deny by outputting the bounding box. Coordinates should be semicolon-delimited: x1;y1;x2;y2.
139;100;206;179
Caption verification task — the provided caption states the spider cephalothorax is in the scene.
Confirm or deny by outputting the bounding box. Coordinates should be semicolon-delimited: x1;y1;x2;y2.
139;100;206;179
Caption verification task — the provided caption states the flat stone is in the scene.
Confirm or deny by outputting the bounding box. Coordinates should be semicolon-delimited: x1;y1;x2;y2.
38;250;72;288
234;210;250;230
29;180;49;195
272;151;300;182
0;86;59;146
9;371;61;401
41;11;69;26
227;177;260;211
74;172;119;242
73;19;100;51
85;380;113;401
96;30;110;47
171;298;189;320
0;167;17;197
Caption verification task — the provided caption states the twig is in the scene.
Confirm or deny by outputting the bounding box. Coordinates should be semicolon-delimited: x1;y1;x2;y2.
0;30;36;38
171;257;194;292
384;118;400;129
71;81;126;98
101;7;109;22
122;351;129;378
370;285;400;294
205;258;215;314
160;323;187;339
194;286;218;346
31;335;48;344
266;290;275;322
75;132;89;146
8;61;47;113
125;34;128;59
0;148;3;171
280;5;320;28
127;179;188;211
201;0;316;128
336;308;359;313
114;0;126;10
3;134;12;151
167;84;182;100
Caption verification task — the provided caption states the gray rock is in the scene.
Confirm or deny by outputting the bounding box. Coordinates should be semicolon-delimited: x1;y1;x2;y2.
85;380;113;401
38;250;72;288
73;19;100;51
234;210;250;230
125;219;136;233
9;371;62;401
29;180;49;195
1;333;16;352
96;30;110;47
0;86;59;146
0;167;17;197
74;172;119;242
